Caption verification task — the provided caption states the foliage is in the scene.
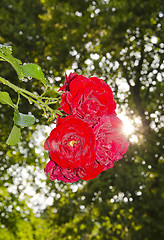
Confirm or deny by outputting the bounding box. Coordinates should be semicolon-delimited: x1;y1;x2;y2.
0;44;62;145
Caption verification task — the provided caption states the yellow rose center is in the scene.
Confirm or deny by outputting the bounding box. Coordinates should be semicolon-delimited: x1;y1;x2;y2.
67;140;78;147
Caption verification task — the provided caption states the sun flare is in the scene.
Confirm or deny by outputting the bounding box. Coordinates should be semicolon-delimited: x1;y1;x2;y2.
117;113;141;143
118;114;134;135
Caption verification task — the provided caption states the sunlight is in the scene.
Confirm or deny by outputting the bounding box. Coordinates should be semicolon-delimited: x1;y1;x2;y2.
117;114;135;135
117;113;141;143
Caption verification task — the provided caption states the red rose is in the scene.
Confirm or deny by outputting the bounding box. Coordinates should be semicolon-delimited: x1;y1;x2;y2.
45;161;79;183
93;115;129;167
59;73;116;126
44;72;130;183
44;116;95;169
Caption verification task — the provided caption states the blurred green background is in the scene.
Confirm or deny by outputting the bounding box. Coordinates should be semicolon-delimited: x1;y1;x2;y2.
0;0;164;239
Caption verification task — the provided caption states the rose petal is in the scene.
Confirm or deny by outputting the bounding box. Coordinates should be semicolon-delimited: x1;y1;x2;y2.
45;161;79;183
77;161;104;180
44;160;55;174
44;137;50;150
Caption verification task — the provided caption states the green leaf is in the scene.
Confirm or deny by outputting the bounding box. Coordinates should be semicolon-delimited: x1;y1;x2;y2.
0;44;12;54
21;63;50;86
0;91;15;108
0;45;24;80
6;125;21;145
15;58;22;65
14;110;35;127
